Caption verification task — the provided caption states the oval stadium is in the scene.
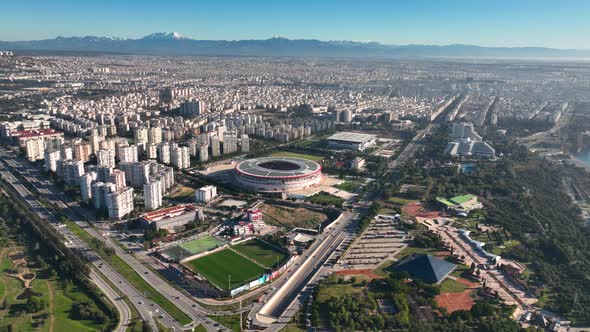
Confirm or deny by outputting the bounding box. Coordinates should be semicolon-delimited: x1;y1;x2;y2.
234;157;322;192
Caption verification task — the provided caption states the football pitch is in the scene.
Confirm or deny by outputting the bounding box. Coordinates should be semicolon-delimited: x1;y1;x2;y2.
232;239;289;269
163;236;227;261
184;249;265;290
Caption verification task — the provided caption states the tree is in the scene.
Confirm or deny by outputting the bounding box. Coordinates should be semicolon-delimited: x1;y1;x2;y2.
26;296;47;313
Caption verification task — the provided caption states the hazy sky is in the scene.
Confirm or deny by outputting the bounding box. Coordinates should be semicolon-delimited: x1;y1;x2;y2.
2;0;589;49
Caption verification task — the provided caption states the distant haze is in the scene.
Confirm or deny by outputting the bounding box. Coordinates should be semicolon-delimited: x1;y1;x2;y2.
1;33;590;59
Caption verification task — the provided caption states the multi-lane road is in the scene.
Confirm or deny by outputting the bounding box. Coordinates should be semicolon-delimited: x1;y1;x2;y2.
0;162;141;331
250;211;357;331
0;148;229;332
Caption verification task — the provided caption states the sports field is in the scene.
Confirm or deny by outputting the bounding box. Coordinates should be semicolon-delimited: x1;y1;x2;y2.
232;239;289;269
163;236;227;261
184;249;265;290
270;151;324;161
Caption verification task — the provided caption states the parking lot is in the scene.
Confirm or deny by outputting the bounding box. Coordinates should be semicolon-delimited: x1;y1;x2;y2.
340;215;410;269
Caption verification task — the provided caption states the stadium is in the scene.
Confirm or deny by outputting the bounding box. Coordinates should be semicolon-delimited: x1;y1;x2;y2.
234;156;322;192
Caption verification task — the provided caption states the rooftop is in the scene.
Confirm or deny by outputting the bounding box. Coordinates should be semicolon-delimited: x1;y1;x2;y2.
141;204;197;222
327;132;377;143
394;253;456;284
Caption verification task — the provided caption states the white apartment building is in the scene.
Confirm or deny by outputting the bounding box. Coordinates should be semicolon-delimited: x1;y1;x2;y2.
241;134;250;153
107;187;134;220
171;146;190;169
44;150;61;172
97;149;116;168
143;179;162;210
158;142;171;164
118;144;138;163
195;185;217;203
25;138;44;161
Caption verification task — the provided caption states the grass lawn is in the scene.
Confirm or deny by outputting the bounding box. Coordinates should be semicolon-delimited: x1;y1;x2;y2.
170;185;195;199
317;278;368;302
163;236;227;260
0;247;112;332
333;181;361;192
439;278;468;293
270;151;324;162
208;314;242;332
62;220;193;325
259;204;326;229
387;195;417;205
282;323;305;332
306;192;344;207
185;249;265;290
193;324;208;332
232;239;289;269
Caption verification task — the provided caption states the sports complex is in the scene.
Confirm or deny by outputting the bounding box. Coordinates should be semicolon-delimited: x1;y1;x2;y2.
178;238;293;296
161;235;227;261
234;156;322;192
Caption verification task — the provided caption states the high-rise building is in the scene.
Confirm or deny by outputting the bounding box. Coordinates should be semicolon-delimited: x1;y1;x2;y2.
88;134;104;154
146;143;158;159
25;138;44;161
97;149;116;168
171;146;190;169
74;142;92;162
210;136;220;157
198;143;209;162
180;100;204;117
147;127;162;145
143;179;162;210
157;142;171;164
240;134;250;153
58;159;85;185
108;169;127;191
80;172;97;202
196;185;217;203
222;133;238;154
106;187;134;219
61;145;73;160
134;128;148;144
118;145;138;163
343;110;354;123
216;125;225;142
44;149;61;172
91;182;116;209
97;166;113;182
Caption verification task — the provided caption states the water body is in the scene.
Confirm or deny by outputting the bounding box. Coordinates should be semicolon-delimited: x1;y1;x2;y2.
575;150;590;167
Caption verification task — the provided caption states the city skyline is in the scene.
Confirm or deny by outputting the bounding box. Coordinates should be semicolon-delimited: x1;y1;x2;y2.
1;0;590;49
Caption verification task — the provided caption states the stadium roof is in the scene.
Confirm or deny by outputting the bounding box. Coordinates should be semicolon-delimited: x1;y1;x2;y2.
235;156;321;179
393;253;456;284
327;132;377;143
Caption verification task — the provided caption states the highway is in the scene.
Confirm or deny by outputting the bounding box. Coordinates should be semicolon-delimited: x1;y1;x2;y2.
0;162;149;331
0;148;229;332
251;211;357;331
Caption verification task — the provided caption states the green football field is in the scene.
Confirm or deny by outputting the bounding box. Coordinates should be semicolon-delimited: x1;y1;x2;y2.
163;236;227;261
232;239;289;269
184;249;265;290
270;151;324;161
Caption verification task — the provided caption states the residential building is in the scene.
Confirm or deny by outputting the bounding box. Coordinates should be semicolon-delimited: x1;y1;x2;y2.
196;185;217;203
144;179;163;210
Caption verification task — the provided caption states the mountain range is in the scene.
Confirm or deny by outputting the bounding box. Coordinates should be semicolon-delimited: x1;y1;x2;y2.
1;32;589;59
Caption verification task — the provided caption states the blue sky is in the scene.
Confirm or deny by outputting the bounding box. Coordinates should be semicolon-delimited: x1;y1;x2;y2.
2;0;589;49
